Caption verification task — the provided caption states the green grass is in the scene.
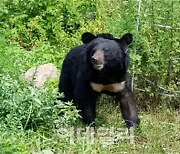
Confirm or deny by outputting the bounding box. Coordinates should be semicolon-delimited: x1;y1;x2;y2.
0;99;179;153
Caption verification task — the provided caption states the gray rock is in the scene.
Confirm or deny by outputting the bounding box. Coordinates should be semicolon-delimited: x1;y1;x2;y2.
25;63;59;87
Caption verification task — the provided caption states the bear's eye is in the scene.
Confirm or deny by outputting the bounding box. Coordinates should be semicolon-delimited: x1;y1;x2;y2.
103;47;108;51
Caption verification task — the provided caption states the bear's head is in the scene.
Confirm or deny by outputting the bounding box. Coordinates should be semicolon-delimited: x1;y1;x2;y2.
82;32;133;73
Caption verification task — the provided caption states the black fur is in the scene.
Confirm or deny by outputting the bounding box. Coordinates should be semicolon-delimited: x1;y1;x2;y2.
58;32;140;128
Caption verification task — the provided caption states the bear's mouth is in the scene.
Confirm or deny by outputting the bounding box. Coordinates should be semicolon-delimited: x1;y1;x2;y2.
93;64;104;70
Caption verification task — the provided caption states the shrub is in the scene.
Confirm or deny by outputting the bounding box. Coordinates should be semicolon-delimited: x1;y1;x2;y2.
0;73;79;130
0;0;96;47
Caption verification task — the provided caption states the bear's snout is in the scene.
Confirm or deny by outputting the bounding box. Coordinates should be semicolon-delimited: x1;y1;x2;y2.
91;50;105;70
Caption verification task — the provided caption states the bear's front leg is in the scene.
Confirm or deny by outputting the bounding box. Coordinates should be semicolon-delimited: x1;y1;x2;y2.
74;83;99;126
78;98;96;125
116;86;140;128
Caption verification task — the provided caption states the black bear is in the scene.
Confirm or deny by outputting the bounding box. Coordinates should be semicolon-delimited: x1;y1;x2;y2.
58;32;140;128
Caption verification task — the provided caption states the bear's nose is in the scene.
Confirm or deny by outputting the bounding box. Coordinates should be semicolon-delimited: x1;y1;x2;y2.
91;57;98;64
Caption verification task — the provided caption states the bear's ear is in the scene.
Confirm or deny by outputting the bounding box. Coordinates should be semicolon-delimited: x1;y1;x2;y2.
81;32;96;44
119;33;133;45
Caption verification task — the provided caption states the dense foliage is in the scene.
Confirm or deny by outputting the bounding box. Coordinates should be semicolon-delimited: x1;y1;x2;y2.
1;0;179;105
0;0;179;153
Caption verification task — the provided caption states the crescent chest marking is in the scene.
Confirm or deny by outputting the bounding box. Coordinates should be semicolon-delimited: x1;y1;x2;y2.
90;81;125;92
